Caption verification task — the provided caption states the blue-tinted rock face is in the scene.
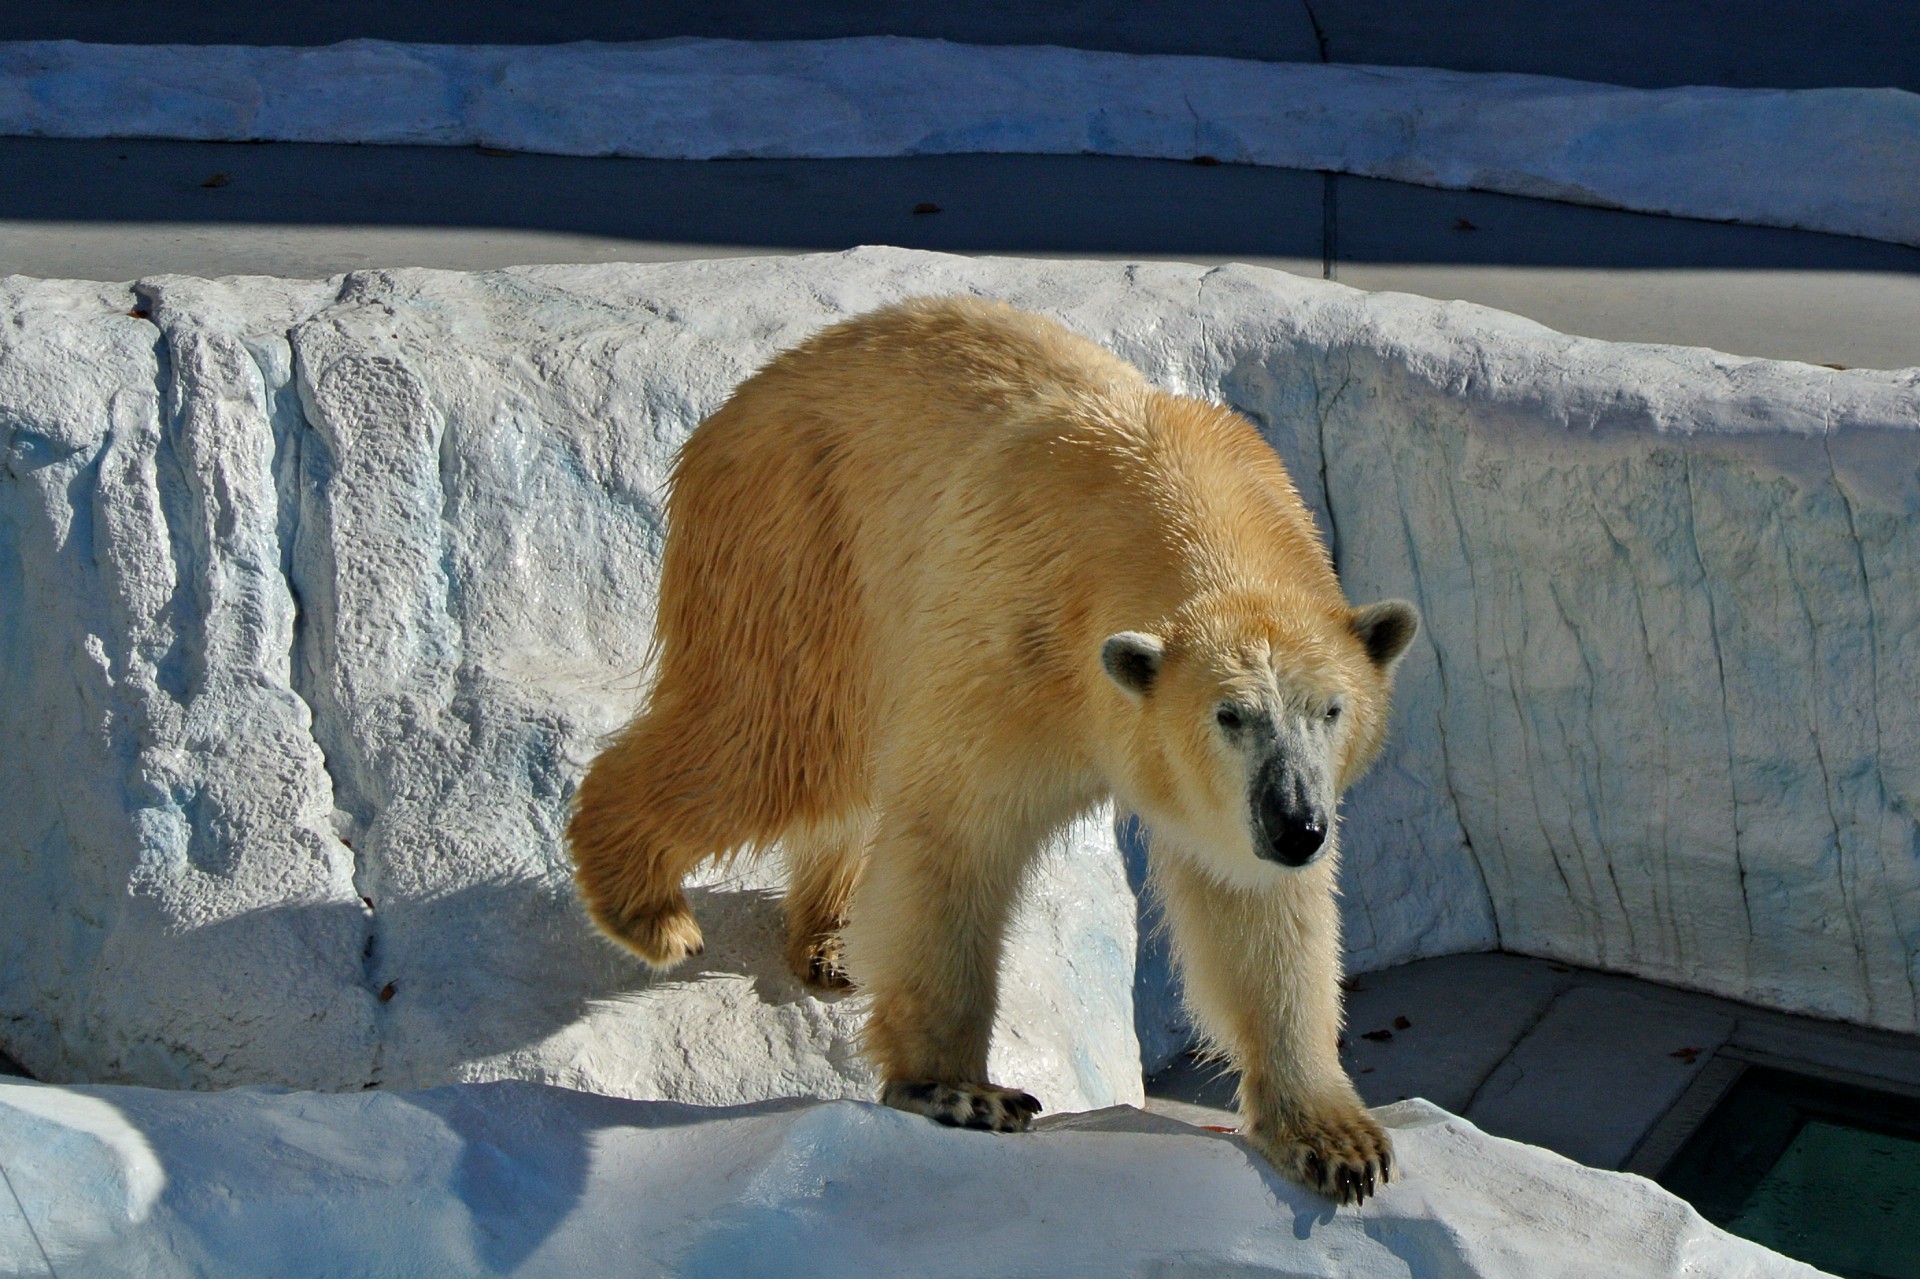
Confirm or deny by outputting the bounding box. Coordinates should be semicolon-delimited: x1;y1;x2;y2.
1;249;1915;1101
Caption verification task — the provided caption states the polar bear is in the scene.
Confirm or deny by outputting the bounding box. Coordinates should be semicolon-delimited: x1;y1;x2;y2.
569;296;1419;1205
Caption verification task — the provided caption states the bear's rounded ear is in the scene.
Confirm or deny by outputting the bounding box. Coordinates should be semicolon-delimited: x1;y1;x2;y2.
1351;600;1421;670
1101;631;1165;700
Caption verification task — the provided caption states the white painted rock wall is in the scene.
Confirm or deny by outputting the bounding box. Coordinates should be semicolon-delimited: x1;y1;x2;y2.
1297;290;1920;1029
3;247;1917;1102
0;258;1138;1110
0;1079;1824;1279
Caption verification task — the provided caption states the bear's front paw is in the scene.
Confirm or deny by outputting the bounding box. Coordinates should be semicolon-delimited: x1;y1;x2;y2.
1250;1105;1393;1206
590;893;705;970
882;1080;1043;1133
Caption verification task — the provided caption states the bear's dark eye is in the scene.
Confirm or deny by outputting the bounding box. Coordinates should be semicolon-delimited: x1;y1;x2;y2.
1324;703;1343;723
1215;704;1244;732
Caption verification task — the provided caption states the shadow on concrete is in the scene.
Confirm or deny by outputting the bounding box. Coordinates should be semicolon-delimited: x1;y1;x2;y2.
4;139;1917;281
347;872;836;1086
104;871;828;1102
403;1083;819;1273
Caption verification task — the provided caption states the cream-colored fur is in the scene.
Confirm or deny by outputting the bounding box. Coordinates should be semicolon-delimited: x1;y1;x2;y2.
569;297;1418;1205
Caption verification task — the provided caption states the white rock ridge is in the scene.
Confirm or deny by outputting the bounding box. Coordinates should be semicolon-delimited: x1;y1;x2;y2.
0;38;1915;247
0;1078;1825;1278
1;249;1916;1104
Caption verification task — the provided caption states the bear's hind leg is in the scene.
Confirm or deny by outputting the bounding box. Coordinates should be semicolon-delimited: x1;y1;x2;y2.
843;798;1045;1133
569;712;754;970
781;812;872;990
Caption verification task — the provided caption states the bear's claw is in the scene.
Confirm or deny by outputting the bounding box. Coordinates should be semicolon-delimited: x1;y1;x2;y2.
799;934;852;990
1252;1105;1394;1206
883;1080;1042;1133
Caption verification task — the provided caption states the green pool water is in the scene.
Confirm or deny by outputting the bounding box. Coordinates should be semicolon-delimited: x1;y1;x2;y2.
1657;1067;1920;1279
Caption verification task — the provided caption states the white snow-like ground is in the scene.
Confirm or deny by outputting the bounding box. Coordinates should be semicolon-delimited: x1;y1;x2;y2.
0;37;1915;248
4;248;1917;1101
0;1078;1824;1278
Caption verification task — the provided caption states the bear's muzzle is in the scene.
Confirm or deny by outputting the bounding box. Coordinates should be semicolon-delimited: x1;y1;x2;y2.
1253;760;1329;868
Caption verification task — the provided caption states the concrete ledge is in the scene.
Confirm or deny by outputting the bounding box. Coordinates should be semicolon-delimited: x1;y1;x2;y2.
0;1078;1823;1277
0;38;1915;246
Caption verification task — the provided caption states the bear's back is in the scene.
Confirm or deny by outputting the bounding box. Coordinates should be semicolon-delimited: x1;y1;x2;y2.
651;297;1347;808
665;297;1338;705
763;296;1149;421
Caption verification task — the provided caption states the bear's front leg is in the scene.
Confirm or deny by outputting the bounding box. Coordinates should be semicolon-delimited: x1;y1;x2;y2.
842;802;1044;1133
1154;851;1391;1206
1237;1080;1392;1205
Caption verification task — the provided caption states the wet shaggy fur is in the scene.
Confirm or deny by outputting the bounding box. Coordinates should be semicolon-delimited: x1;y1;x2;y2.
569;297;1419;1206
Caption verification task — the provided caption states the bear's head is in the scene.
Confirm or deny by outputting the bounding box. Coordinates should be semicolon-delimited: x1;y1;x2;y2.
1100;592;1419;887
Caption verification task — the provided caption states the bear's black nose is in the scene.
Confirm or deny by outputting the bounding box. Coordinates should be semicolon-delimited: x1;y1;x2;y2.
1254;768;1328;867
1261;812;1327;867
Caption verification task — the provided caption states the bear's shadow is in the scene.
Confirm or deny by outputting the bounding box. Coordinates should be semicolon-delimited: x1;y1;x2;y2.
677;879;851;1008
269;871;849;1078
476;872;850;1062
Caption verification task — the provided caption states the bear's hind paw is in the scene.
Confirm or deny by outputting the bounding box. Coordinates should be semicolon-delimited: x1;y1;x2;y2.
591;894;705;971
804;935;852;991
883;1080;1042;1133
